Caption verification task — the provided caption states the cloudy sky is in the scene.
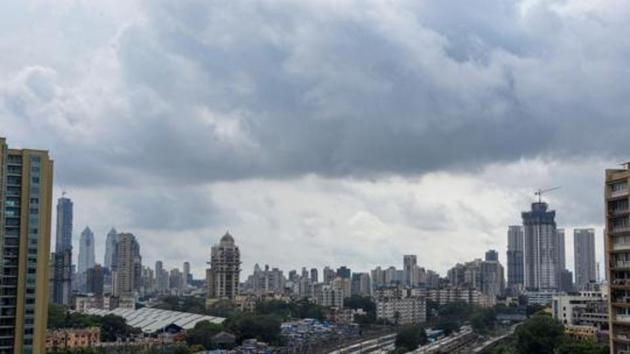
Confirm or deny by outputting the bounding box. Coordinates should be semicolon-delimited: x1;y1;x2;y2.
1;0;627;279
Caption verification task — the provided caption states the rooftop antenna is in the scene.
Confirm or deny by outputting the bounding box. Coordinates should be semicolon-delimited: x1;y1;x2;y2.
534;186;561;203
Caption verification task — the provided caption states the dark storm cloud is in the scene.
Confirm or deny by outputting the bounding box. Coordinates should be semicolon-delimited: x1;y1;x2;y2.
2;0;630;188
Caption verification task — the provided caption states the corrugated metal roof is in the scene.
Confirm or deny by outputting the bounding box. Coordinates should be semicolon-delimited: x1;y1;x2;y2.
83;307;226;333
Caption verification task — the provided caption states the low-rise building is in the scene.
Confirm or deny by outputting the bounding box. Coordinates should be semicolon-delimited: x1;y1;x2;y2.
426;288;489;307
376;297;426;325
526;291;557;306
552;291;608;336
46;327;100;352
319;285;344;308
375;285;426;325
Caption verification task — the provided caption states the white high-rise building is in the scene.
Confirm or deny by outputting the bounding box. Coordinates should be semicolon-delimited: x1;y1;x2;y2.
403;255;418;287
183;262;191;288
522;201;559;291
78;227;96;275
574;228;597;289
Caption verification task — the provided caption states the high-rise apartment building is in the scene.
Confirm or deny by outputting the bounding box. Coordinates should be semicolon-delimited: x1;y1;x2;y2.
86;264;104;296
103;228;117;270
310;268;318;283
574;228;597;290
78;227;95;275
336;266;351;279
113;233;142;297
183;262;190;288
155;260;169;292
605;165;630;353
481;250;505;297
323;267;336;285
507;226;524;290
556;228;567;289
0;137;54;354
206;232;241;300
52;196;73;305
351;273;372;296
522;201;559;290
403;255;418;287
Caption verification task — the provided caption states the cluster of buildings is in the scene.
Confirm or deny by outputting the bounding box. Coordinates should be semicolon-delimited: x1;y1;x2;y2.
505;203;598;297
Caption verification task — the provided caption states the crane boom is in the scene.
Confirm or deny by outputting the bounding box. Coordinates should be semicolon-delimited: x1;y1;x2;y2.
534;186;561;203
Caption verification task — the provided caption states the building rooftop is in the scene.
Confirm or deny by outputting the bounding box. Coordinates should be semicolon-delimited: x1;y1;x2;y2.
82;307;225;333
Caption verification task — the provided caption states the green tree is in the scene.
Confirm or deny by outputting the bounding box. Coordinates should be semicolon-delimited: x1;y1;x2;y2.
288;299;326;320
555;337;608;354
514;315;564;354
185;320;223;349
255;300;292;320
225;313;282;345
99;314;139;342
394;325;427;352
434;320;459;335
207;300;240;318
471;307;496;334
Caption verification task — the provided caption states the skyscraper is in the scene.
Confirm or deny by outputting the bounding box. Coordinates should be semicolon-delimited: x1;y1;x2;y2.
52;196;73;305
103;228;118;270
113;233;142;297
206;232;241;300
183;262;191;288
336;266;351;279
522;201;559;290
0;137;54;354
310;268;318;283
481;250;505;297
574;229;596;290
605;164;630;353
78;227;95;275
86;264;105;296
403;255;418;287
556;228;567;290
507;226;524;290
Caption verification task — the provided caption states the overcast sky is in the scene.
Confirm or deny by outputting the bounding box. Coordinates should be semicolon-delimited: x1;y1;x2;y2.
1;0;627;279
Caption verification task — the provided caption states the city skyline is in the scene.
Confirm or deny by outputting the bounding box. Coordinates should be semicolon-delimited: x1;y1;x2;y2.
44;196;607;281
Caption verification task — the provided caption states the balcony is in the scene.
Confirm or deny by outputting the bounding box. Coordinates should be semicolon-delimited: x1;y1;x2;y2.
612;188;630;198
616;314;630;322
615;244;630;252
612;226;630;234
612;208;630;217
613;262;630;270
616;335;630;344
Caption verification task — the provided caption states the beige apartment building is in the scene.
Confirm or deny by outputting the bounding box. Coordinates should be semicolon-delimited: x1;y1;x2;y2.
0;137;54;354
606;164;630;353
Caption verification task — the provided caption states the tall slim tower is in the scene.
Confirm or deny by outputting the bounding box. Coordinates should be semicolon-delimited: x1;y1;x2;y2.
574;228;596;290
507;225;524;289
206;232;241;300
103;228;118;270
555;228;567;290
52;196;73;305
605;165;630;353
78;227;95;275
522;201;558;291
113;233;142;297
0;137;54;354
183;262;190;288
403;255;418;287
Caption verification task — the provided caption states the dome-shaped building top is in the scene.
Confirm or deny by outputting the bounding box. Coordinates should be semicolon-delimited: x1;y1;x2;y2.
220;231;235;246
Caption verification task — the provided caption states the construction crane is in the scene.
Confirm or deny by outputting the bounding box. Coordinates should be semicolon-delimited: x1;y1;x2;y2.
534;186;561;203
